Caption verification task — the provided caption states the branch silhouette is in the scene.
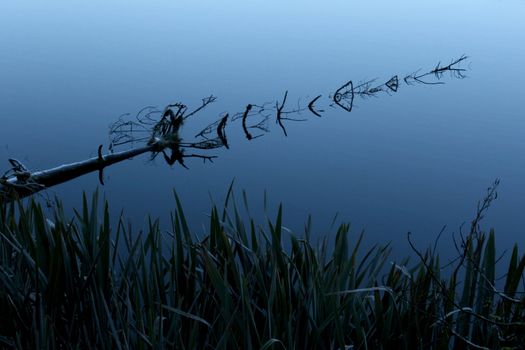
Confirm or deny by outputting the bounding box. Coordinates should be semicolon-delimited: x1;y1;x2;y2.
0;56;469;202
308;95;323;117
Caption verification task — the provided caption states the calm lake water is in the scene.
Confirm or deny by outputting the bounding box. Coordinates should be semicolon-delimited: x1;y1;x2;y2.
1;0;524;258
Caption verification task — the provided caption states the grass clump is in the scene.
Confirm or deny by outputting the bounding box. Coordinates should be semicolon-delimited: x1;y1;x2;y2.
0;185;524;349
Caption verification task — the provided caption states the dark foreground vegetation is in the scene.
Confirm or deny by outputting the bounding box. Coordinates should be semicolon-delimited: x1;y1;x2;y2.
0;185;524;349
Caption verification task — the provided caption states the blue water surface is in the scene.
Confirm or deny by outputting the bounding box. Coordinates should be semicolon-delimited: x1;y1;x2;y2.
1;0;524;258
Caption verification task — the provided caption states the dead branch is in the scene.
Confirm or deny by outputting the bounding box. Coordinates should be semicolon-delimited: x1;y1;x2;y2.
406;179;524;348
1;96;218;202
1;144;159;201
2;56;470;201
407;232;525;328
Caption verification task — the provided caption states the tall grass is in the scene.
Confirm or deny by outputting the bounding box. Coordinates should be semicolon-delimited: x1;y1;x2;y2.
0;187;524;349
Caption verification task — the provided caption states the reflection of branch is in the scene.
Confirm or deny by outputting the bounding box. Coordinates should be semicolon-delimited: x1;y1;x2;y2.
183;95;217;120
351;76;398;98
195;119;221;139
430;55;468;78
248;116;270;133
1;95;222;201
331;56;467;113
217;114;229;149
183;154;217;163
308;95;323;117
109;102;186;150
385;75;399;92
161;149;217;168
333;80;354;112
3;56;471;200
404;55;468;85
353;79;381;97
194;112;229;144
404;69;445;85
181;139;223;150
241;104;254;140
276;91;288;136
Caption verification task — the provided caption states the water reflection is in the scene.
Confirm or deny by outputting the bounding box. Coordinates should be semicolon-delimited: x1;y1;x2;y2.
110;55;470;166
333;55;467;112
1;56;469;202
